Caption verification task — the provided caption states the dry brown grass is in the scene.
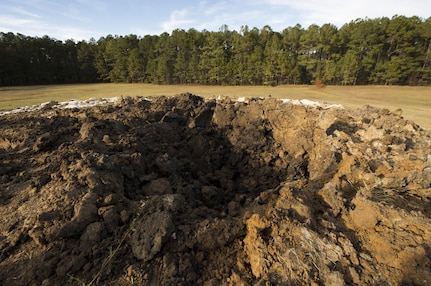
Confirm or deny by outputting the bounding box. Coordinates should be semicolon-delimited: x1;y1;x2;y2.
1;84;430;130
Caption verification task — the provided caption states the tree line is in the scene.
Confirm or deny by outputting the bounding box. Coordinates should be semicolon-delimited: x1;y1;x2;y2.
1;15;430;86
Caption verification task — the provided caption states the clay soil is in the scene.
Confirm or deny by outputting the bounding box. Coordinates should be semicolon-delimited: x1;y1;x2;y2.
0;94;430;285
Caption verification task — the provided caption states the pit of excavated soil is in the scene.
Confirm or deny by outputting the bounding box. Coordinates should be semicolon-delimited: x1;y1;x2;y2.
1;94;431;285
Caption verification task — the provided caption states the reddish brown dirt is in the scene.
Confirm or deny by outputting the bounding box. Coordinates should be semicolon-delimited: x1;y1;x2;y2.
0;94;430;285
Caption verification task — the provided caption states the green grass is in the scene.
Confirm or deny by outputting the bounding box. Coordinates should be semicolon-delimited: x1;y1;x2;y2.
1;83;430;130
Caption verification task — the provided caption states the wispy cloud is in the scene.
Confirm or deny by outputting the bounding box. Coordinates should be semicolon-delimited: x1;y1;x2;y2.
160;1;269;33
0;13;94;40
260;0;431;27
9;6;42;18
161;8;195;31
74;0;107;13
0;0;99;40
203;1;228;16
0;14;35;28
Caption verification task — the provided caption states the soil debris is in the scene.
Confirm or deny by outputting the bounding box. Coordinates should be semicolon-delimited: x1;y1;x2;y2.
0;93;430;285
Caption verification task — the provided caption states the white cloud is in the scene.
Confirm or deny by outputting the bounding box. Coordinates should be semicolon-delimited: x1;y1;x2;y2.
74;0;107;13
0;0;100;40
173;1;268;32
0;13;94;40
260;0;431;27
10;6;42;18
49;26;96;41
131;27;159;38
0;14;36;28
161;9;195;31
203;1;228;16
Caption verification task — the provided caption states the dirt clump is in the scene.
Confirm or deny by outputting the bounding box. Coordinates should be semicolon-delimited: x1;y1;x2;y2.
0;93;430;285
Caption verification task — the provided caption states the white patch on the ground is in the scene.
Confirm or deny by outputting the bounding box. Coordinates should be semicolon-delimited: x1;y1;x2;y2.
57;97;118;109
281;98;344;109
0;97;118;116
300;99;322;107
323;103;344;109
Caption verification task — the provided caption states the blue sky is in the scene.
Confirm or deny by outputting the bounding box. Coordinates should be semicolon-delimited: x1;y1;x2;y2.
0;0;430;41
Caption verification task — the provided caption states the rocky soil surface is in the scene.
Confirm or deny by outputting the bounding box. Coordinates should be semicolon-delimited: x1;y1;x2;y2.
0;94;430;285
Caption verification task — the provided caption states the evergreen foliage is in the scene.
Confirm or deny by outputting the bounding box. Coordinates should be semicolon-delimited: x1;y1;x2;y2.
1;16;430;86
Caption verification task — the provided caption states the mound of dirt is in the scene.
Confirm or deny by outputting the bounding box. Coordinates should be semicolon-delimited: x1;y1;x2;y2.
1;94;430;285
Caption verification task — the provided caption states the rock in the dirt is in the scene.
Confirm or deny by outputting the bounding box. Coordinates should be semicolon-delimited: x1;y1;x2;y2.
80;222;107;252
129;210;175;262
57;192;99;238
98;205;120;233
194;217;245;251
142;177;173;196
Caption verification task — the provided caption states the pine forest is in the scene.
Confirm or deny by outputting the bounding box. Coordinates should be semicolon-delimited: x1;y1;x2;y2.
1;15;430;86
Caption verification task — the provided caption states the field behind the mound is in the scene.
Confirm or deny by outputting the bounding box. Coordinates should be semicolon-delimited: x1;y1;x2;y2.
1;84;430;130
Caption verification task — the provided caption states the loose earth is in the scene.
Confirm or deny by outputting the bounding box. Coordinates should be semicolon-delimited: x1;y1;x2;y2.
0;94;430;285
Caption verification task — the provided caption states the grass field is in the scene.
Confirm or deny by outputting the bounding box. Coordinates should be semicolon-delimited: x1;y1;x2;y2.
0;83;430;130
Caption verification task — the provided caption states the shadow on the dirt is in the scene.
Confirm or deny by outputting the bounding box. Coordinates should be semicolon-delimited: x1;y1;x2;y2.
0;94;293;285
